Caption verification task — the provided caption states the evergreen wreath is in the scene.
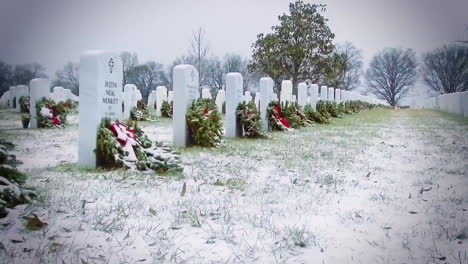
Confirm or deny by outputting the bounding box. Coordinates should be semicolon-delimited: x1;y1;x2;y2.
236;101;268;138
19;96;30;113
282;102;313;128
267;101;292;131
304;105;329;124
316;100;332;120
326;101;342;118
161;101;173;118
186;99;223;147
95;118;183;173
130;101;155;121
36;98;71;128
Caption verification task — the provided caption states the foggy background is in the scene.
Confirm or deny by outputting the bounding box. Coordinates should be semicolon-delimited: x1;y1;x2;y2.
0;0;467;104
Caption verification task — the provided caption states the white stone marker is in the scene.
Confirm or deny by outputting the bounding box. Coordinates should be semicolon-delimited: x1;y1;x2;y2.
280;80;293;104
215;89;225;113
201;88;212;99
335;89;341;103
341;90;348;102
155;86;168;116
225;72;243;138
168;91;174;103
64;89;72;101
310;84;319;109
123;84;137;120
29;79;50;128
15;85;29;112
53;86;65;102
8;86;16;109
3;91;11;107
173;64;199;147
297;82;307;107
461;92;468;117
244;91;252;102
320;86;328;101
78;50;123;168
328;87;335;102
254;91;260;109
260;77;273;132
147;90;156;110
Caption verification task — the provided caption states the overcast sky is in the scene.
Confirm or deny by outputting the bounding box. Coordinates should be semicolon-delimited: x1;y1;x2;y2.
0;0;467;102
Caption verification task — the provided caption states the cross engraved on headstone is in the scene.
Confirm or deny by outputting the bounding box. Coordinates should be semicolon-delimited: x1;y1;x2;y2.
108;58;115;73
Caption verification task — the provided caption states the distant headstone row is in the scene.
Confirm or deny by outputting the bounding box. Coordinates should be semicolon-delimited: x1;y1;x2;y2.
0;84;79;111
420;91;468;117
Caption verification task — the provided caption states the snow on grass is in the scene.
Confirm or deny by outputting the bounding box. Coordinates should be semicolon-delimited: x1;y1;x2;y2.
0;109;467;264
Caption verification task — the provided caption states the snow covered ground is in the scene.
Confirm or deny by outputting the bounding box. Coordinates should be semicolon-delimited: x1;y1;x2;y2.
0;109;467;264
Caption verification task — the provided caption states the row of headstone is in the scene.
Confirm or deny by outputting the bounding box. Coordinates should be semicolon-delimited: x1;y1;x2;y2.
74;51;387;168
420;91;468;117
0;85;29;111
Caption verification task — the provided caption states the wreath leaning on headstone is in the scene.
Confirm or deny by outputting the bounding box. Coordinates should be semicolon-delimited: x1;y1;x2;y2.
95;118;183;173
130;101;155;121
186;99;223;147
161;101;173;118
36;98;71;128
267;101;292;131
282;102;313;128
236;101;267;138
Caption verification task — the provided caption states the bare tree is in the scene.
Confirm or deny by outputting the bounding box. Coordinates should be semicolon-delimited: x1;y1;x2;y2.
336;42;363;91
366;48;418;107
207;57;224;96
0;61;13;97
162;56;195;90
127;61;164;103
53;62;80;95
189;27;210;87
422;44;468;94
11;63;47;86
120;51;139;86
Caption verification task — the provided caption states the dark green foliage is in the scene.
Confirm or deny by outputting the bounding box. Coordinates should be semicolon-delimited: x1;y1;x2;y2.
267;101;290;131
19;96;30;113
316;100;331;119
0;140;35;219
95;118;124;169
326;101;341;118
304;105;329;124
237;101;268;138
130;101;154;121
161;101;173;118
187;99;223;147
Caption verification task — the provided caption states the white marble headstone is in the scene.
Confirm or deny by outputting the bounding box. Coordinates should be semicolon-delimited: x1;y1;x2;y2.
78;50;123;168
328;87;335;102
156;86;168;116
320;86;328;101
15;85;29;112
8;86;16;109
173;64;199;147
201;88;212;100
280;80;293;104
123;84;136;120
297;82;307;107
335;89;341;103
310;84;319;110
215;89;225;113
147;91;157;110
225;72;243;138
29;79;50;128
260;77;273;132
254;91;260;109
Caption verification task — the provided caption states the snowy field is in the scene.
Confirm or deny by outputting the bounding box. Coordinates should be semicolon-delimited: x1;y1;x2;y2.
0;108;467;264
